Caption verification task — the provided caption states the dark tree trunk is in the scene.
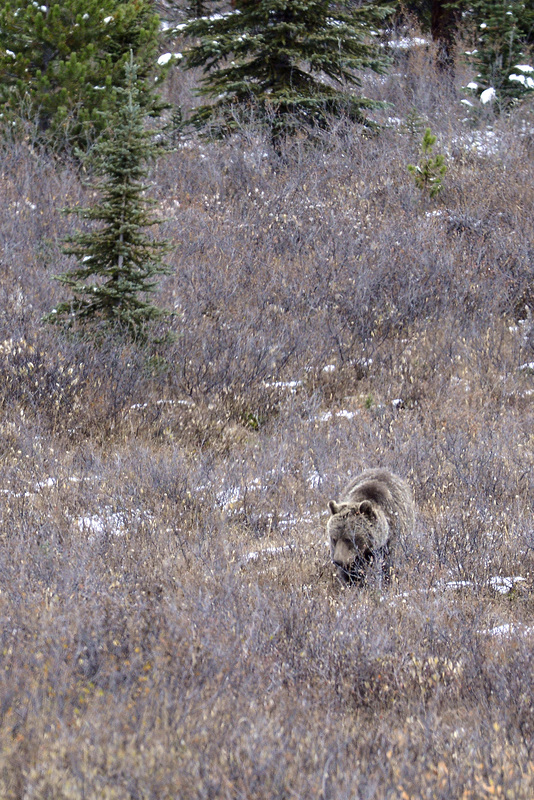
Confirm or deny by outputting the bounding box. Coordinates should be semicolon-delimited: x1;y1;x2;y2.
431;0;461;71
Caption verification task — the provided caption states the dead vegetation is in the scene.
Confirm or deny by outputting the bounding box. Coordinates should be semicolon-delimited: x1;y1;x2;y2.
0;33;533;799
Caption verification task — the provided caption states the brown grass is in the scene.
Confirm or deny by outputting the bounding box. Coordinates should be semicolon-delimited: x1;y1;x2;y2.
0;29;533;799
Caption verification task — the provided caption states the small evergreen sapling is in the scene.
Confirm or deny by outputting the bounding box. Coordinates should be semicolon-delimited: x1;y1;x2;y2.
45;56;171;342
401;107;426;139
407;128;447;199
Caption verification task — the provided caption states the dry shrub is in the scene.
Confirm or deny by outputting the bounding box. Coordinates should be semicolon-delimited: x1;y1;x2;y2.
1;35;534;798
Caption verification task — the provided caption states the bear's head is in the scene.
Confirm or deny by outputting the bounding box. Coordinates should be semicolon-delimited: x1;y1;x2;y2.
327;500;388;585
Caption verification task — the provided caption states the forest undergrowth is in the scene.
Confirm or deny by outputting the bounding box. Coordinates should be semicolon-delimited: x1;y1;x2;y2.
0;34;533;799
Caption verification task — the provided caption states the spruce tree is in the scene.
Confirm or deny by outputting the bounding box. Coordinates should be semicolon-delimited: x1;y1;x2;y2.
0;0;169;151
457;0;534;106
45;56;171;342
472;0;533;105
180;0;392;146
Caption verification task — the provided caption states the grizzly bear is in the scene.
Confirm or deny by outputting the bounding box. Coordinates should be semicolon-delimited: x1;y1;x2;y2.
327;468;415;586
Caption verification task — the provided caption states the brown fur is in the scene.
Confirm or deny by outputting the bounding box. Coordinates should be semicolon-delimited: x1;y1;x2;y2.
327;468;415;586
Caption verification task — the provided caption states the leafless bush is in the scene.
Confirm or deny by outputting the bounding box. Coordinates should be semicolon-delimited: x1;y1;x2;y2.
1;43;534;798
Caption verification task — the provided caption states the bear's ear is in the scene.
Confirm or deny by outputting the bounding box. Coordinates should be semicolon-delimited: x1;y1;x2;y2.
359;500;376;519
329;500;341;515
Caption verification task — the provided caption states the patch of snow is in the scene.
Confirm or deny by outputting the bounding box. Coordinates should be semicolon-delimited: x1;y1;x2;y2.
77;511;128;538
385;36;428;50
307;471;323;489
0;488;31;499
76;507;152;541
443;577;526;595
509;73;534;89
489;576;526;594
277;513;315;529
157;52;182;66
264;379;302;392
451;129;499;157
444;580;475;590
480;87;496;104
34;477;57;491
217;487;243;508
129;398;192;411
479;623;534;637
482;624;514;636
316;409;359;422
241;545;294;564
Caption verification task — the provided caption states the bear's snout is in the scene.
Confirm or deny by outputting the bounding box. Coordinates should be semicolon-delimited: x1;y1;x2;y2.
332;539;355;571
